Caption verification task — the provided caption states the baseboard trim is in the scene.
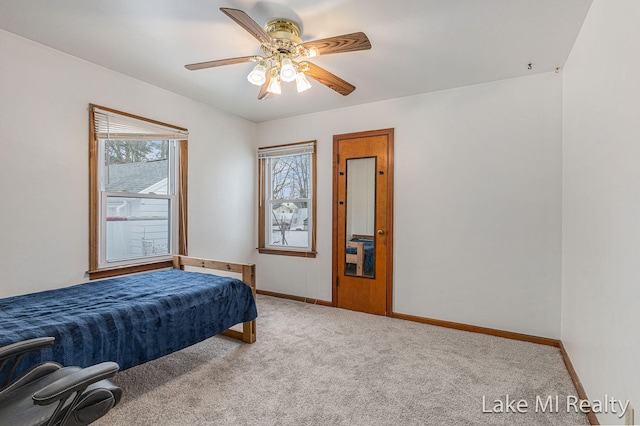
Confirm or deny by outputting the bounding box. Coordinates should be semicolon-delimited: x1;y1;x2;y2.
559;342;599;425
391;312;560;347
256;289;332;307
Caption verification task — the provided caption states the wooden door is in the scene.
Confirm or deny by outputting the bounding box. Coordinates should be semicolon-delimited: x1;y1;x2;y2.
333;129;394;316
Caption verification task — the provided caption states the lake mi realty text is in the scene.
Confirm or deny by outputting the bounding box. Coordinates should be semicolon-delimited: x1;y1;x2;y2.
482;394;630;418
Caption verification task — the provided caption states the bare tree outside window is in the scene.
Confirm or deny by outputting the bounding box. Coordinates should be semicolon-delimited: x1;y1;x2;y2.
269;154;311;247
271;154;310;201
106;140;169;164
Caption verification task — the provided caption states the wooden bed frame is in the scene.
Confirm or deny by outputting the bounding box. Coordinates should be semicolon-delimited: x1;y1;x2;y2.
172;255;256;344
345;234;373;277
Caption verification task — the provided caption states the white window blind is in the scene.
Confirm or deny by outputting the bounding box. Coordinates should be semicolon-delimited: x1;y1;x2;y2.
258;142;315;159
92;106;189;140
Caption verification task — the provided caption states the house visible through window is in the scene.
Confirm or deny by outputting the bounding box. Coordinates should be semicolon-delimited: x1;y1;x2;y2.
258;141;316;257
89;105;188;278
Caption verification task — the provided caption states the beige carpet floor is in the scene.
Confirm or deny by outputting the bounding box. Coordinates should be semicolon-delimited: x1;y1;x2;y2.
94;295;588;425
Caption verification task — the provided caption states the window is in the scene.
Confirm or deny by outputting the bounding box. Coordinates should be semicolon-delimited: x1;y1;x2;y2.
258;141;316;257
89;105;188;279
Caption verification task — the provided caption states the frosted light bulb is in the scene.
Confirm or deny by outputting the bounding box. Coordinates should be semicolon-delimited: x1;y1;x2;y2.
295;73;311;93
247;63;267;86
267;76;281;94
280;58;297;83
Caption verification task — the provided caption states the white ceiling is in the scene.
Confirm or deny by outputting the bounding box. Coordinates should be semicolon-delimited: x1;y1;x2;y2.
0;0;592;123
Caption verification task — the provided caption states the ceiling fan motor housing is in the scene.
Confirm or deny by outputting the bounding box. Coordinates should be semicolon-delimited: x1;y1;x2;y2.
265;19;301;43
261;19;307;58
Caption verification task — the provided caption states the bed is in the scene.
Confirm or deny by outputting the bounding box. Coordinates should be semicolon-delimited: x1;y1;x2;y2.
0;255;257;377
345;234;375;276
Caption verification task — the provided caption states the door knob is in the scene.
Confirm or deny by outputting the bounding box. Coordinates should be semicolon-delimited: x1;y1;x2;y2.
377;229;384;235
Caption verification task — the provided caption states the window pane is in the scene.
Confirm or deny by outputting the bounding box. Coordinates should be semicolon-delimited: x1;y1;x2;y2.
269;201;309;248
106;197;170;262
104;140;170;194
270;154;310;200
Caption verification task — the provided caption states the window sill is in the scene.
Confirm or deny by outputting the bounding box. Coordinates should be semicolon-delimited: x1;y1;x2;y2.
257;248;317;258
88;260;173;280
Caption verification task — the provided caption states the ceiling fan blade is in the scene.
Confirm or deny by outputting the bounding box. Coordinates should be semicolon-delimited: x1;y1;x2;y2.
220;8;272;44
301;32;371;56
258;72;272;100
303;62;355;96
185;56;256;71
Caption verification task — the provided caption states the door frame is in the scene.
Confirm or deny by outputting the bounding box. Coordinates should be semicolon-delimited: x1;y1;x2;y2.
332;128;394;316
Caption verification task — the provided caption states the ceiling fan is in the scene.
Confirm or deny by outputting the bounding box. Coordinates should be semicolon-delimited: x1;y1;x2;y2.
185;7;371;99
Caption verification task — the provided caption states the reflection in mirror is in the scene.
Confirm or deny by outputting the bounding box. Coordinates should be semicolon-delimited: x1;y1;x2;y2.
345;157;376;278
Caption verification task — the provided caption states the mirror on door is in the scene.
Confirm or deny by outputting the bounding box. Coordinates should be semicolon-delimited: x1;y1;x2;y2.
344;157;376;278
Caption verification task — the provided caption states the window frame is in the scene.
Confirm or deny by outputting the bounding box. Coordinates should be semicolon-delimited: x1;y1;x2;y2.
88;104;188;279
258;141;317;258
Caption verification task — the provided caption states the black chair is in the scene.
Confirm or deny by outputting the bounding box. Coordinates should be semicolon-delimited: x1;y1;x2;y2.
0;337;122;426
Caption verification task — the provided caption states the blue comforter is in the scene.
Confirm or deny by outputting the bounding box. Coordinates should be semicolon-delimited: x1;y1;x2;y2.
0;269;257;375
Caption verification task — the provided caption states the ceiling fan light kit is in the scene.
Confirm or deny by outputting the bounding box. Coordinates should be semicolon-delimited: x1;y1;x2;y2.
295;72;312;93
267;73;282;95
247;62;267;85
279;58;297;82
185;7;371;99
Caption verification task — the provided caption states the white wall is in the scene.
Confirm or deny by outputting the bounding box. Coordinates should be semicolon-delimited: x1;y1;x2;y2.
562;1;640;424
0;30;256;298
257;72;563;338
